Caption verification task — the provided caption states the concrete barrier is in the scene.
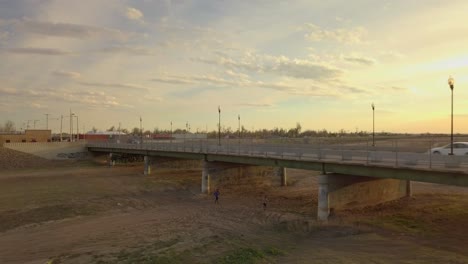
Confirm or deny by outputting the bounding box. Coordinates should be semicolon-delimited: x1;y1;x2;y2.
3;142;88;160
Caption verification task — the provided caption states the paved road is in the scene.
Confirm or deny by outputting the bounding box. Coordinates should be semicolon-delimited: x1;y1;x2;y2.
88;141;468;173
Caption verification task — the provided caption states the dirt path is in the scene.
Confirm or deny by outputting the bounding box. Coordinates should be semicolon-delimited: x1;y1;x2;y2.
0;166;467;263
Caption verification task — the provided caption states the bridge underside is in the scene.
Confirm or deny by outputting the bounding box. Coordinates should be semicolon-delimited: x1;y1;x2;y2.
89;147;467;221
89;147;468;187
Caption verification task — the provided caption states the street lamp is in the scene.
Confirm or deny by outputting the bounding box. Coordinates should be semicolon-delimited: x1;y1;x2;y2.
170;121;173;143
60;115;63;141
238;114;241;152
371;103;375;147
448;76;455;155
70;109;74;142
238;114;241;142
218;106;221;146
75;115;79;141
140;116;143;144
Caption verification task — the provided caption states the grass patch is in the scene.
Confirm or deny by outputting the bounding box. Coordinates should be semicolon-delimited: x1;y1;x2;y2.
92;238;186;264
361;214;429;234
263;246;286;256
216;247;265;264
113;249;191;264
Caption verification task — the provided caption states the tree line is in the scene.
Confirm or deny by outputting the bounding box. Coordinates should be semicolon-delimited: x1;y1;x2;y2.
100;122;375;138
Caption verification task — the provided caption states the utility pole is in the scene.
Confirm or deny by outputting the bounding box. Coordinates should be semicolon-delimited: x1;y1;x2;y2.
218;106;221;146
33;120;40;129
371;103;375;147
70;109;74;142
44;113;49;129
76;115;79;141
60;115;63;141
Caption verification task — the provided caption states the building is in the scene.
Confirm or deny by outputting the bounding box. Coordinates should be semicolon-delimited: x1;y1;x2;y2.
0;130;52;143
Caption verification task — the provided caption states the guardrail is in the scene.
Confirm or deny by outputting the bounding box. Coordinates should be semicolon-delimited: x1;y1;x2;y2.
87;140;468;172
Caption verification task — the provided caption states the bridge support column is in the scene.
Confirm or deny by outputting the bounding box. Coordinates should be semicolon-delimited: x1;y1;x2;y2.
144;156;152;175
317;173;410;221
202;160;211;194
317;174;329;221
406;180;412;197
274;167;287;186
108;153;115;167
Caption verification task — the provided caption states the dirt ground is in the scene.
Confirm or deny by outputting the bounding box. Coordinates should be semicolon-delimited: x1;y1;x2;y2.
0;157;468;263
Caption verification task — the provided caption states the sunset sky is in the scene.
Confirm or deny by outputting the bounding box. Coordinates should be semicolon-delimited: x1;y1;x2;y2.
1;0;467;134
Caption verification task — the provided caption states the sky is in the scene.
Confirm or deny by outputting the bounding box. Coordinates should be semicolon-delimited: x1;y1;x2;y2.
1;0;468;134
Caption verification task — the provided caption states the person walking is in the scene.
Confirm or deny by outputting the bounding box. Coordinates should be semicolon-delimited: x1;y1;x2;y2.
262;195;268;210
214;188;220;204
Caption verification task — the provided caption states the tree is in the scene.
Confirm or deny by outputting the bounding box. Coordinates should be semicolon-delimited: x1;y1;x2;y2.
107;126;115;131
0;120;16;132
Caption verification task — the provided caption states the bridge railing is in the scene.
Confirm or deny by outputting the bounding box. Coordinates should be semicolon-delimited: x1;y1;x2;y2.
87;139;468;172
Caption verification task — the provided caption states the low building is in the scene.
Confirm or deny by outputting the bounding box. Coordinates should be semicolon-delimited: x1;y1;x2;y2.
0;130;52;143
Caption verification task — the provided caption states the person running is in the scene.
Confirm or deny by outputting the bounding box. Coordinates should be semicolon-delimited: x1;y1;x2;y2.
213;189;220;204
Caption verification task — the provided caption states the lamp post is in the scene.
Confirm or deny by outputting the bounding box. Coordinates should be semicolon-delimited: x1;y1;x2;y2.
140;117;143;144
76;115;79;141
60;115;63;141
70;109;74;142
218;106;221;146
371;103;375;147
238;114;240;142
170;121;173;144
448;76;455;155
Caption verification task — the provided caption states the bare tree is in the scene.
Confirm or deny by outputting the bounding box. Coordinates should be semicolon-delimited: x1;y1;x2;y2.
1;120;16;132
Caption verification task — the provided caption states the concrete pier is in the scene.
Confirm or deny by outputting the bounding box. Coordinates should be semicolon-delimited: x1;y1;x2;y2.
202;160;211;194
317;174;329;221
201;161;281;193
144;156;151;175
406;180;412;197
317;173;410;221
108;153;115;167
274;167;287;186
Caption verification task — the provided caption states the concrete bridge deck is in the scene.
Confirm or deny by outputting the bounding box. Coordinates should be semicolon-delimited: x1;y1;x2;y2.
87;142;468;187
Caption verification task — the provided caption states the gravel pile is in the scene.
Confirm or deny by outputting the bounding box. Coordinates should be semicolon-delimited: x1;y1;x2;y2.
0;146;55;170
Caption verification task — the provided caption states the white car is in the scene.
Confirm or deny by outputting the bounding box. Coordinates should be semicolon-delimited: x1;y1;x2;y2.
430;142;468;155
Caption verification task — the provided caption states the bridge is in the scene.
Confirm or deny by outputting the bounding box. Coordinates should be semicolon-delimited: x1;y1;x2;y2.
87;140;468;220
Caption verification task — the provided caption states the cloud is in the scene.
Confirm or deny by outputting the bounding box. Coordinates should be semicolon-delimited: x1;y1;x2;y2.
77;81;150;91
0;87;18;96
303;23;367;44
343;55;376;65
96;46;155;55
151;73;349;98
238;103;274;107
340;85;367;94
126;7;144;21
6;47;72;55
52;70;81;79
0;86;128;109
377;86;409;93
150;77;196;85
193;52;343;80
0;31;9;41
14;20;131;40
272;57;342;79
